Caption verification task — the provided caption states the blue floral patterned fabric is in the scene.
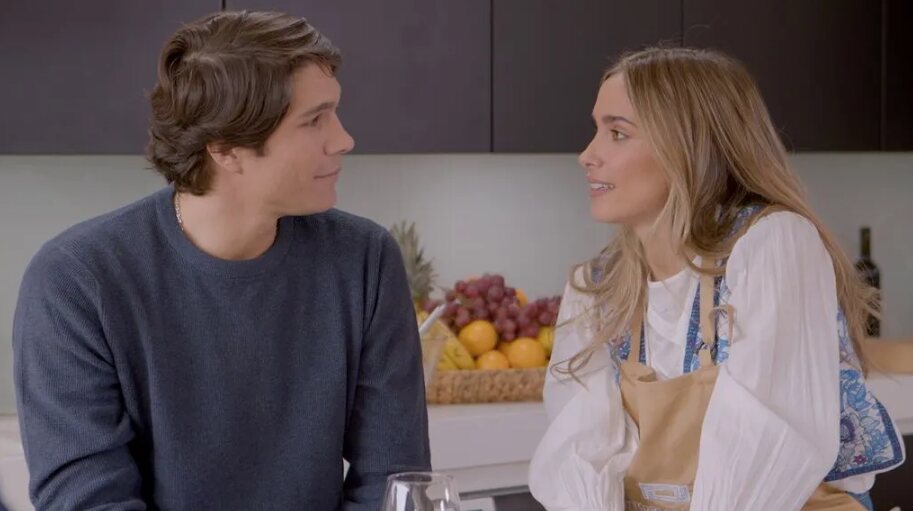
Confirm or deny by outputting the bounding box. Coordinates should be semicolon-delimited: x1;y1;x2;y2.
824;311;904;480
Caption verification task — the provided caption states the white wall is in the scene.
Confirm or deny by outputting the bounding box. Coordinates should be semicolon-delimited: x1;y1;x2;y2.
792;153;913;341
0;152;911;413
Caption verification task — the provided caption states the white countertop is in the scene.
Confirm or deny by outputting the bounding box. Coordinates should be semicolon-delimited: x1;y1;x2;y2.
428;402;548;494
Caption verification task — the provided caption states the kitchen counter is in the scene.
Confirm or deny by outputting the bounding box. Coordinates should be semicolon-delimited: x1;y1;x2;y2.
0;374;909;509
428;402;548;495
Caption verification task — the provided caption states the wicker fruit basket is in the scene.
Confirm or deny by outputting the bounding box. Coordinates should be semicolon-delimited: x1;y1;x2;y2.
417;303;551;405
422;334;546;405
425;366;546;405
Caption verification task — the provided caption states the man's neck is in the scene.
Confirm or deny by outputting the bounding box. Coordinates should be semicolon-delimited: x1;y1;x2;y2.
174;188;279;261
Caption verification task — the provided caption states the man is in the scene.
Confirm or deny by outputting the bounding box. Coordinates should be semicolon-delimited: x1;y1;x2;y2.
13;11;430;510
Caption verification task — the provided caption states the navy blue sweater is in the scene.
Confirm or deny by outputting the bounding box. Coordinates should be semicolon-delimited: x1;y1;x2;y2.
13;187;430;510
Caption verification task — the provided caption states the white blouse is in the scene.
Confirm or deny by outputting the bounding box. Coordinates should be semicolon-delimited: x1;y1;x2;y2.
529;212;874;510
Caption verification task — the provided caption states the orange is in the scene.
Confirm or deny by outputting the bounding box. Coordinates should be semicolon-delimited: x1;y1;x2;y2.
476;350;510;370
496;341;512;356
458;320;498;357
507;337;548;368
515;288;528;306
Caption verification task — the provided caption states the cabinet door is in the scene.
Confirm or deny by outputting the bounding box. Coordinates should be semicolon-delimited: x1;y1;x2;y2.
227;0;491;153
884;0;913;150
0;1;218;154
492;1;681;153
683;0;881;151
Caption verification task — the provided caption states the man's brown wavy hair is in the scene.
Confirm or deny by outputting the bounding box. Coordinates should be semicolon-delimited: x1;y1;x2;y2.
146;10;341;195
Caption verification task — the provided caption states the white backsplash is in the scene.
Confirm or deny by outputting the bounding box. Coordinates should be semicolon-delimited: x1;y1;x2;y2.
0;152;910;413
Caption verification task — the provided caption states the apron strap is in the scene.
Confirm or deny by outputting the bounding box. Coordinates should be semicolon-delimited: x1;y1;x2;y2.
630;295;645;364
698;261;717;366
629;257;718;367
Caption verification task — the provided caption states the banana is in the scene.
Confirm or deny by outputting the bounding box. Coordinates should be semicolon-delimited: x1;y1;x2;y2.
442;338;476;370
417;310;475;370
437;353;458;371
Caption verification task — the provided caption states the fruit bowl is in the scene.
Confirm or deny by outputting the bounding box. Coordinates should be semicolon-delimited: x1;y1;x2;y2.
414;273;560;405
417;307;552;405
418;325;548;405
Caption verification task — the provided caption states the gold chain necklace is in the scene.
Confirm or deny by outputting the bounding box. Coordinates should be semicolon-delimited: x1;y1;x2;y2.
173;192;185;232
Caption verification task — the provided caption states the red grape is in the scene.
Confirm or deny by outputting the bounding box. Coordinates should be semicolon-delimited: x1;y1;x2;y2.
516;315;531;328
522;324;540;338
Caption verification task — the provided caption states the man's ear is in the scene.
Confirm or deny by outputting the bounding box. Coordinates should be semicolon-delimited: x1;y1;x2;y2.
206;142;245;175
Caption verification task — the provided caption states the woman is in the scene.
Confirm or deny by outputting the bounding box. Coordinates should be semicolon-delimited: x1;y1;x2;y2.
529;47;905;510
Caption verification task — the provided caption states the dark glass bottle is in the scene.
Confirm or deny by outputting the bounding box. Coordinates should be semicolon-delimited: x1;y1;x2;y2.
855;227;880;337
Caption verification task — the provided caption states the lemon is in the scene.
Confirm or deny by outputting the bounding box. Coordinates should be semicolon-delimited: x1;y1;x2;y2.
537;326;555;357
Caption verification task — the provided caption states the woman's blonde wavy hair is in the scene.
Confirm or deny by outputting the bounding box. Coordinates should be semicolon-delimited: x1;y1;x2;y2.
559;47;877;376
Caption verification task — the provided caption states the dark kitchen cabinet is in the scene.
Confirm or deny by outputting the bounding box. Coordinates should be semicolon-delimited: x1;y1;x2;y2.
491;1;681;153
227;0;491;153
0;1;218;154
884;0;913;150
870;434;913;510
683;0;882;151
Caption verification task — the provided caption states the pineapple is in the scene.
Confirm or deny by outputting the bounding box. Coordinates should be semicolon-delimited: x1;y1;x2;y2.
389;221;437;308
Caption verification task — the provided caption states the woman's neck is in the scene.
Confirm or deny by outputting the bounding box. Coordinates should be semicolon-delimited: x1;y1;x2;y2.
635;218;687;282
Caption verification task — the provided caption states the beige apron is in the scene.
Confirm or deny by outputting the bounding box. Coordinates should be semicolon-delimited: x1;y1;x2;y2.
619;248;863;510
